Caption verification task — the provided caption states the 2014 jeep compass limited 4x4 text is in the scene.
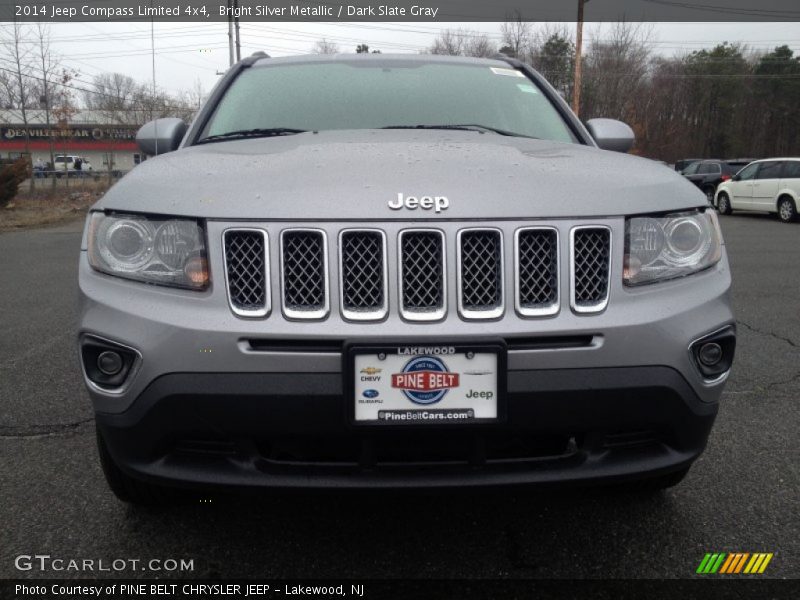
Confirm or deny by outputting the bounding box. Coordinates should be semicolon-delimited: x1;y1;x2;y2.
79;54;735;504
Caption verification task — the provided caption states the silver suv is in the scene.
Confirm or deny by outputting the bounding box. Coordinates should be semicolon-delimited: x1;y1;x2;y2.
78;54;735;504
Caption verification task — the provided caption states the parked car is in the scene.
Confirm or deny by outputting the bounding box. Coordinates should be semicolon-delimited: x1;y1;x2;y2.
680;159;752;204
674;158;703;172
715;158;800;222
79;53;734;504
54;154;93;177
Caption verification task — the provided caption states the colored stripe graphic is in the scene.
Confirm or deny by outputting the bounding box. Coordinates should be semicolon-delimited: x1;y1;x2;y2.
697;553;727;574
719;554;736;574
758;554;774;573
700;553;773;574
734;553;750;573
744;553;774;574
696;554;713;574
710;553;726;573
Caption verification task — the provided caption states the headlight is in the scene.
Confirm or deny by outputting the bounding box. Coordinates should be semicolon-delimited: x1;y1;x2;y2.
624;209;722;286
88;212;209;290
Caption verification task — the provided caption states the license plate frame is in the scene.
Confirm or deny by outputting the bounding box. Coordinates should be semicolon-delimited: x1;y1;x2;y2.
344;340;507;427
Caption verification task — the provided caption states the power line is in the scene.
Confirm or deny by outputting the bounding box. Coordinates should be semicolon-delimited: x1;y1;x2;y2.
0;60;193;112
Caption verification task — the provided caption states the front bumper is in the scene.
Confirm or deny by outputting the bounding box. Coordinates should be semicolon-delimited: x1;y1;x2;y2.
96;366;717;489
80;216;734;489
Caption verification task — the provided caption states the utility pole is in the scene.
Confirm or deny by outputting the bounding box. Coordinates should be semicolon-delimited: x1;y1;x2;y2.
234;0;241;62
572;0;589;117
227;0;234;67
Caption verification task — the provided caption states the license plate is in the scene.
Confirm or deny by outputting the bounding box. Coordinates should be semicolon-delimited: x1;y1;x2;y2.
348;343;504;425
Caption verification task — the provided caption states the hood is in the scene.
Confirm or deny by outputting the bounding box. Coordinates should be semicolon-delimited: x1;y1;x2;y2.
97;130;705;220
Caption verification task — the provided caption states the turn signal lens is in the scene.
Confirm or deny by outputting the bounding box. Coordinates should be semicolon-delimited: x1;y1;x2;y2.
185;256;210;286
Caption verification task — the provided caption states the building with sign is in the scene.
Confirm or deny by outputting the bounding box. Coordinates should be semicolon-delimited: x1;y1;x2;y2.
0;110;147;173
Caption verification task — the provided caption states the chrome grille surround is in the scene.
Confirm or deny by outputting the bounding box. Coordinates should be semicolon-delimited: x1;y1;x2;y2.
514;227;559;318
398;229;447;322
338;229;388;322
570;225;612;314
456;228;504;320
279;229;330;320
220;222;615;322
222;228;270;318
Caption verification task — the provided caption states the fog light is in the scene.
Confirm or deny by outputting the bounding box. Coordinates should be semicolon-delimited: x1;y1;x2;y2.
97;351;123;375
690;326;736;381
698;342;723;366
80;335;139;391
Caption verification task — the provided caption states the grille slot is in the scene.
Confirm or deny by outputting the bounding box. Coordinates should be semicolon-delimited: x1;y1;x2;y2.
516;228;559;317
571;227;611;313
223;229;269;317
399;230;446;321
281;229;329;319
458;229;504;319
339;230;387;321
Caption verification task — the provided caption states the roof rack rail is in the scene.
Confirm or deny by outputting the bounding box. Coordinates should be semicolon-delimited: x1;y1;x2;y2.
242;51;270;67
493;53;524;68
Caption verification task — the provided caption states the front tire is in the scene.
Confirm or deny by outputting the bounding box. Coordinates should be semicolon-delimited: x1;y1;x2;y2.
777;196;797;223
96;427;182;506
703;185;715;205
717;193;732;215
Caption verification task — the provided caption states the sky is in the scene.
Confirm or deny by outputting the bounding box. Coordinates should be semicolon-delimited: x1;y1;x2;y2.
27;21;800;99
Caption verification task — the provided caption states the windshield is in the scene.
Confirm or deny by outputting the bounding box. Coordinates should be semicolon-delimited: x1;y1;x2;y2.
201;61;577;143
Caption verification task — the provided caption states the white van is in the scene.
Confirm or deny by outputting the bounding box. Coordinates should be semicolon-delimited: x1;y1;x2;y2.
54;155;93;177
715;158;800;223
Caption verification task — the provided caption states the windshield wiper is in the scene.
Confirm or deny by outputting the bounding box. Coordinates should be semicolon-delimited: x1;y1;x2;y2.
196;128;307;144
382;124;535;138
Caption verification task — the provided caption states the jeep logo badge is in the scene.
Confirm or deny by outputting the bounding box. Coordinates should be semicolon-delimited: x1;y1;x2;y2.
389;193;449;213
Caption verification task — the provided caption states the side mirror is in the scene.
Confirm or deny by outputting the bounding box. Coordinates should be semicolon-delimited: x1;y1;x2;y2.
136;118;187;156
585;118;635;153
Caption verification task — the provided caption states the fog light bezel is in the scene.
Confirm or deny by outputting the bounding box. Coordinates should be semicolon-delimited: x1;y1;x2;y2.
79;334;141;394
689;326;736;383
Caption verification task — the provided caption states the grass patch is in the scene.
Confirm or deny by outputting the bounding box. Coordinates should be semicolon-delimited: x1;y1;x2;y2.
0;179;112;232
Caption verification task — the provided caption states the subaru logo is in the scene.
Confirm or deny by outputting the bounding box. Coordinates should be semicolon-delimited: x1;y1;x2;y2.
362;389;380;399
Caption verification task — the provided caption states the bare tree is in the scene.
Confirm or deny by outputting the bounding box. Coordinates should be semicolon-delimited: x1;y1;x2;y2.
581;23;653;123
500;12;531;58
428;29;465;56
51;70;79;186
312;39;339;55
83;73;141;125
34;23;61;188
0;22;36;191
428;29;498;58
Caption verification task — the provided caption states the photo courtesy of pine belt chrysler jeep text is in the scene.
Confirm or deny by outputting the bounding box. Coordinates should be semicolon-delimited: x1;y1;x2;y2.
78;54;735;504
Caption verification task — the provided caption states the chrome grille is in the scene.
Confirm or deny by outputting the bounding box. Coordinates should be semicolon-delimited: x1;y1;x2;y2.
399;230;446;321
571;227;611;313
516;228;559;317
458;229;503;318
339;230;387;321
281;230;329;319
223;229;269;317
222;223;613;320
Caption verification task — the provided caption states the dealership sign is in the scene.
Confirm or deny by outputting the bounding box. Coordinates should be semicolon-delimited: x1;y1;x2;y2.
1;125;136;141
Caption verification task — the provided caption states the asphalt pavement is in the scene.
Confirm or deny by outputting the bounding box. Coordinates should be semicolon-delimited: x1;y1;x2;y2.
0;213;797;580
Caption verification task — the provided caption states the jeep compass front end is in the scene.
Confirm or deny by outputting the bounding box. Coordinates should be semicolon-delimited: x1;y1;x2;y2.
78;54;734;504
